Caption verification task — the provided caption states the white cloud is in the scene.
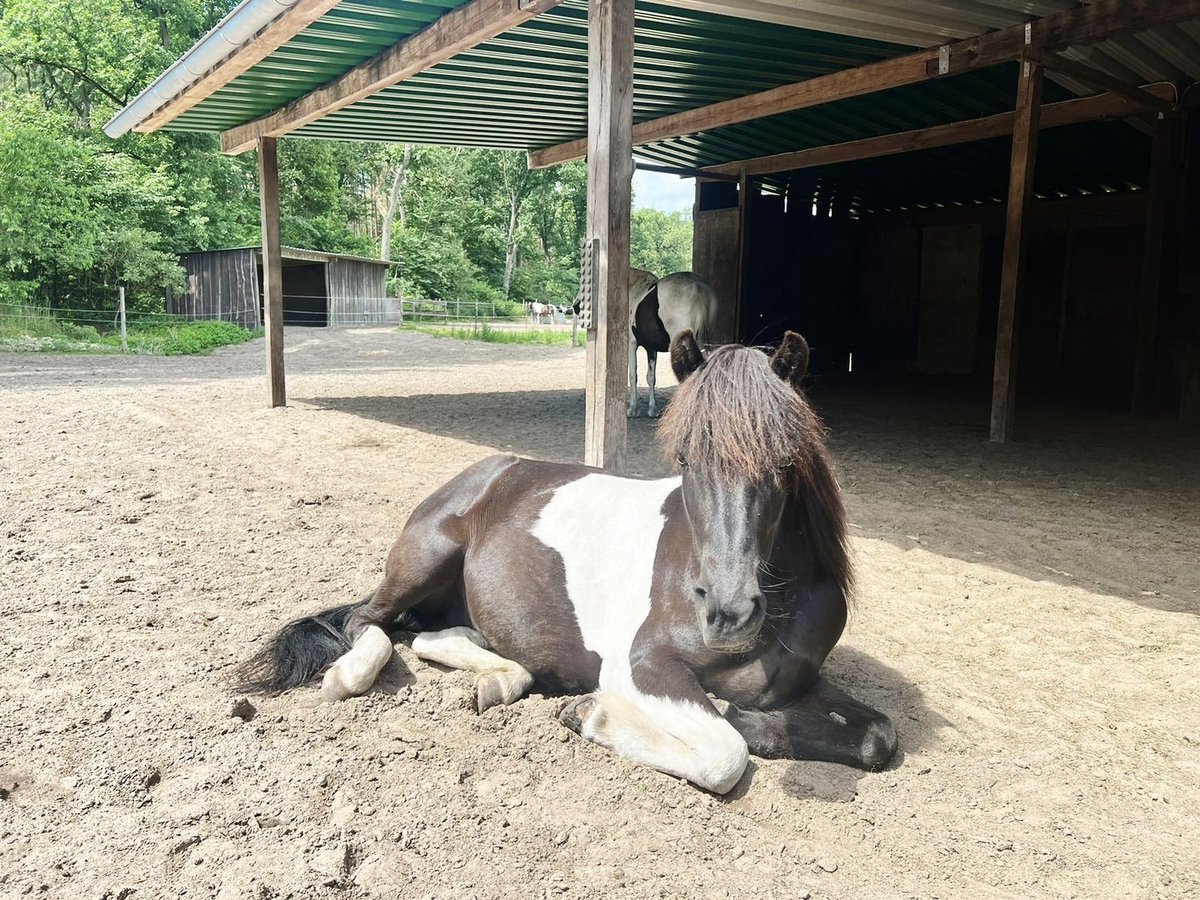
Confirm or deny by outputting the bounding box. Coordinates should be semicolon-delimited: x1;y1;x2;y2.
632;169;694;213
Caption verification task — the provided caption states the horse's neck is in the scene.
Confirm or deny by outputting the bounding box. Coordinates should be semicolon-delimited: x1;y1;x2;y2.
765;495;821;586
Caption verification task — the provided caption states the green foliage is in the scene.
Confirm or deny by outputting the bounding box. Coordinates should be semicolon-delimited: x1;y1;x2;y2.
123;320;259;355
0;302;259;354
630;208;694;277
0;0;693;330
403;323;576;347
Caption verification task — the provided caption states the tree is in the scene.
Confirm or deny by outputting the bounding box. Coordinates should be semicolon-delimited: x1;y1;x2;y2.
379;143;412;263
631;208;694;277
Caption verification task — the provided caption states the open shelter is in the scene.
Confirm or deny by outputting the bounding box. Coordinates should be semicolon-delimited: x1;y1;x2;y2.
173;246;397;329
106;0;1200;463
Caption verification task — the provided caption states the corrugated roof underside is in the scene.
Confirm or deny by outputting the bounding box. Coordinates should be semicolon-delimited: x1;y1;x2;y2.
162;0;1189;209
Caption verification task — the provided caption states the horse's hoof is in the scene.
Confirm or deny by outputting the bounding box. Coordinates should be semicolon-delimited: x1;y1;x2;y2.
557;695;597;734
475;674;504;714
320;666;352;703
626;408;639;418
647;408;661;419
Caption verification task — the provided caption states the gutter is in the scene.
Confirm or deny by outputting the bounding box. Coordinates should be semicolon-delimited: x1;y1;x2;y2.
104;0;298;139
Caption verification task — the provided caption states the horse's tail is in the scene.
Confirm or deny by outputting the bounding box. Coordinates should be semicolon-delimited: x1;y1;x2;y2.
233;597;415;695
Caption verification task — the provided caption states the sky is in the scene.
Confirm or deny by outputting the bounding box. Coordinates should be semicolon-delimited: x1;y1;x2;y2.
632;168;695;213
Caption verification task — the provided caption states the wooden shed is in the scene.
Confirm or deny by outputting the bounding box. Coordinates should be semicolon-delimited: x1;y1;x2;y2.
171;246;398;329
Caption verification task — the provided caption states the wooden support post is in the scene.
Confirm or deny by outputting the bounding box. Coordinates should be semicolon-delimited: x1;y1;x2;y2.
583;0;633;472
734;169;748;343
990;58;1043;443
1132;112;1181;415
258;136;286;408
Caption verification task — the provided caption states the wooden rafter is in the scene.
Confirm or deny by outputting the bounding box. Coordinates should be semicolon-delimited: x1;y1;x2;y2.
220;0;564;155
698;83;1177;178
528;0;1200;169
1027;51;1178;114
136;0;344;134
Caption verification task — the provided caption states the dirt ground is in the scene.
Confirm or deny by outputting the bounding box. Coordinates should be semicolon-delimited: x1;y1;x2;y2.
1;327;1197;900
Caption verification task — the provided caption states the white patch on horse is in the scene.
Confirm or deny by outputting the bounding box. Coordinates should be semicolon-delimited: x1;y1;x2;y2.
321;624;393;702
531;473;679;693
532;474;748;793
412;626;533;713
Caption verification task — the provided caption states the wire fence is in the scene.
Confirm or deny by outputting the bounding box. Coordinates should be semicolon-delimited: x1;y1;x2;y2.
1;296;578;332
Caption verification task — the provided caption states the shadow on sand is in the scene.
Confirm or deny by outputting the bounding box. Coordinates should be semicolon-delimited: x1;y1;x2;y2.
307;381;1198;615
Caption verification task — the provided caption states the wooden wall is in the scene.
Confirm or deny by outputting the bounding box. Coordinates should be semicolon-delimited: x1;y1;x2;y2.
171;249;261;329
692;181;741;344
694;181;1195;414
172;250;396;328
327;259;399;326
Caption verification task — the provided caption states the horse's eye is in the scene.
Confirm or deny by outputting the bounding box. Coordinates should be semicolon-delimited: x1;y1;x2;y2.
676;455;688;468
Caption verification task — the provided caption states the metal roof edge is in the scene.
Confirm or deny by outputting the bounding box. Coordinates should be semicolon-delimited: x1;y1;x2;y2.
104;0;299;139
182;246;394;266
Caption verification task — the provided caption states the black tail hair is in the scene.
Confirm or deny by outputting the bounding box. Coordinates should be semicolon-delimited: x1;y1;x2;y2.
234;599;370;695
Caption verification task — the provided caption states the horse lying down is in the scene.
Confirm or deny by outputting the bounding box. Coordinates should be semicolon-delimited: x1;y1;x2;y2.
238;331;897;793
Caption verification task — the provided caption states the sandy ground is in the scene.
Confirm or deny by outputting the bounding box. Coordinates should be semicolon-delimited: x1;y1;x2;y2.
1;327;1197;900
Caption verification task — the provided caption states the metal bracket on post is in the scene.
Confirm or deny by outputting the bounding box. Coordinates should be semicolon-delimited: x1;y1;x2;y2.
937;45;950;75
576;237;598;332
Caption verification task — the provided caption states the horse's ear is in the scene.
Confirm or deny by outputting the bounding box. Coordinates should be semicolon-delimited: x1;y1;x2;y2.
769;331;810;389
670;330;705;383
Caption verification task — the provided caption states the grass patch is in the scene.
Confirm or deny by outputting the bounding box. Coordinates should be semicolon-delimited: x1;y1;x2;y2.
403;323;578;347
0;305;261;355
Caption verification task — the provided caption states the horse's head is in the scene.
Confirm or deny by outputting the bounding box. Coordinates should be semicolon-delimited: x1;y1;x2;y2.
659;330;817;652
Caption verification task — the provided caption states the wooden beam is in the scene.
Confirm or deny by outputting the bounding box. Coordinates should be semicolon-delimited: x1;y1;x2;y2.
1132;112;1183;414
258;137;286;408
933;0;1200;78
136;0;343;134
221;0;563;155
1028;51;1178;114
700;84;1176;178
990;59;1044;443
583;0;634;472
528;0;1200;168
531;50;936;168
635;162;738;182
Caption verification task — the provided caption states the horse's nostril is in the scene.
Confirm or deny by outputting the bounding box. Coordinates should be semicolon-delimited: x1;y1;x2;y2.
694;586;708;599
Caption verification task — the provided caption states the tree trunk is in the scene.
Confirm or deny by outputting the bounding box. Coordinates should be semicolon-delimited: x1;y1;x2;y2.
503;192;522;298
380;144;413;262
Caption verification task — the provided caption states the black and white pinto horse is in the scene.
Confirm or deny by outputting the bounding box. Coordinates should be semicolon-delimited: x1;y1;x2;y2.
238;331;896;793
628;269;718;418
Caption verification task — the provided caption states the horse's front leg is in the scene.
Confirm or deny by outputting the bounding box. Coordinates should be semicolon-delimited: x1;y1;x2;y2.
559;661;748;794
646;351;660;418
627;339;640;417
722;677;897;770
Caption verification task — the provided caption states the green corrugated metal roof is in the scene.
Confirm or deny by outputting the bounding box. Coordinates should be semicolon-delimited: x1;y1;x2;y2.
162;0;1152;209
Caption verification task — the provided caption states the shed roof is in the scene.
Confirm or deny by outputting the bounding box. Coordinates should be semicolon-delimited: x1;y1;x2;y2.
110;0;1200;211
185;246;392;266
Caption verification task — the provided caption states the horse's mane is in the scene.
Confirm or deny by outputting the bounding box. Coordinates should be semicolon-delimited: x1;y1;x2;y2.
657;344;852;600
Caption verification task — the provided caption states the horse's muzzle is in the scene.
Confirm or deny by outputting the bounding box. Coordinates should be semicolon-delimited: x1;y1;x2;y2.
697;591;765;652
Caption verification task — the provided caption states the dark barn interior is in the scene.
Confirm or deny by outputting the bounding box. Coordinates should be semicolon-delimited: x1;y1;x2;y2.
695;93;1200;426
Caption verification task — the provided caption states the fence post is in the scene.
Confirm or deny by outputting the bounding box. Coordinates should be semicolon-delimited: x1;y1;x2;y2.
118;286;128;353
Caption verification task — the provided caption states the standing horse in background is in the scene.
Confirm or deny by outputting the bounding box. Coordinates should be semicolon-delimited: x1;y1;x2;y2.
629;271;718;418
237;331;897;794
527;301;554;325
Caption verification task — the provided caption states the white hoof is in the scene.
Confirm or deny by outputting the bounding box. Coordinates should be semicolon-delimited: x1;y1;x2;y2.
320;626;393;702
